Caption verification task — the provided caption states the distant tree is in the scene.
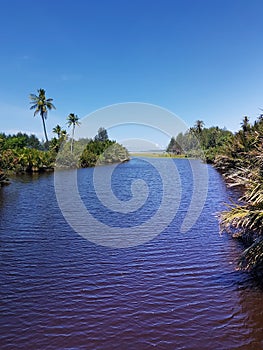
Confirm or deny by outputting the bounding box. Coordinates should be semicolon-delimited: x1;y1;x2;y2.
0;132;42;150
80;139;129;167
50;127;67;153
60;129;67;140
95;127;109;142
29;89;56;145
241;116;250;132
77;137;93;147
194;120;205;134
53;124;62;138
27;134;42;149
67;113;81;153
166;136;182;154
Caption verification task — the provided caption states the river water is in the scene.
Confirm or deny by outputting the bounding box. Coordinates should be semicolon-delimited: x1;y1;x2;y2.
0;158;262;349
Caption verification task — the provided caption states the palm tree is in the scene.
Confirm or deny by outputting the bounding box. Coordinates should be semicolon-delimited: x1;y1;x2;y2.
53;124;62;139
60;129;67;141
67;113;81;153
194;120;205;134
29;89;56;144
241;116;250;132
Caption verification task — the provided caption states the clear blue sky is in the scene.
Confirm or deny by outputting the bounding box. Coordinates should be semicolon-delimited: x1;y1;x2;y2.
1;0;263;147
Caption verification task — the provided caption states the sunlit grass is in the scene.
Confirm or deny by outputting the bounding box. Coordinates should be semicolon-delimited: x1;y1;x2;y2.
130;152;188;158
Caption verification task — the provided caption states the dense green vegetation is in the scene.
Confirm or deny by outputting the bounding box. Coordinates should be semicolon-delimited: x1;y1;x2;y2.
167;120;233;161
0;146;55;173
0;129;129;173
0;132;54;173
81;140;130;167
56;130;129;168
215;116;263;272
0;132;43;150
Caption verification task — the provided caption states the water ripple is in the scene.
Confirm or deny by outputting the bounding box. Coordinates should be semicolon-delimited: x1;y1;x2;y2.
0;161;262;349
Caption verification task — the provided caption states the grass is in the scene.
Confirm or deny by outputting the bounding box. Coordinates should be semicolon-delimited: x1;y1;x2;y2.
130;152;188;158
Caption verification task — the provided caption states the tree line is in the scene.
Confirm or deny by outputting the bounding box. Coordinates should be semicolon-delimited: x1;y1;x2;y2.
166;119;233;161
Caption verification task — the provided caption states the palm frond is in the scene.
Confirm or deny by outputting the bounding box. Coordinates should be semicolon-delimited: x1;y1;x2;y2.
239;238;263;270
29;93;37;101
33;108;40;116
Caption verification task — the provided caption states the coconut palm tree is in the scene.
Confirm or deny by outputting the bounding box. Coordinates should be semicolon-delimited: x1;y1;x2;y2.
52;124;62;139
67;113;81;153
194;120;205;134
60;129;67;141
241;116;250;132
29;89;56;145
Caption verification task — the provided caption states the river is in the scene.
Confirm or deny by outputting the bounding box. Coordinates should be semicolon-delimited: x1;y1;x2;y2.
0;158;262;349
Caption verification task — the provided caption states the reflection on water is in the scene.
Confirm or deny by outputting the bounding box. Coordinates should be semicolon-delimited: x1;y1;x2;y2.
0;159;262;350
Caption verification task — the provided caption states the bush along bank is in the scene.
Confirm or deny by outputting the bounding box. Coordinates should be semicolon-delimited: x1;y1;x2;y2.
0;129;130;173
166;116;263;274
214;116;263;275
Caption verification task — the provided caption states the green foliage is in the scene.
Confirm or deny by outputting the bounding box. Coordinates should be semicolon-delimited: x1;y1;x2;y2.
0;148;55;173
0;127;128;171
194;119;205;134
52;124;62;138
239;238;263;272
55;128;129;168
98;142;130;164
218;115;263;271
167;122;232;161
55;140;81;168
0;132;43;151
49;127;68;153
80;139;129;167
199;127;233;150
83;139;115;156
67;113;80;128
79;148;99;167
166;136;182;154
95;127;109;142
0;132;55;173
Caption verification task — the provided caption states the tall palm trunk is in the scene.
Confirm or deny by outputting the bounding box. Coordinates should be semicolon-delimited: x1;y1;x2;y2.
41;112;49;144
71;124;75;153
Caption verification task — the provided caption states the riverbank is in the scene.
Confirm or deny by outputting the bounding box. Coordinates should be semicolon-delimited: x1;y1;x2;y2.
213;118;263;273
0;169;10;186
0;132;129;174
